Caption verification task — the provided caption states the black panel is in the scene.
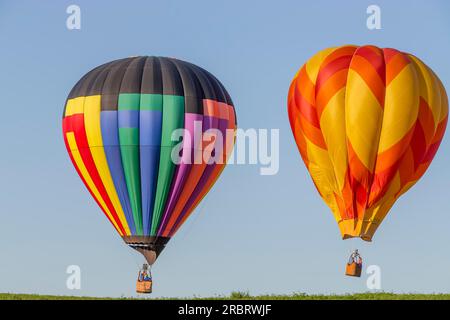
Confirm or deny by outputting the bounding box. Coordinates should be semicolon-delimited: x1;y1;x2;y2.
158;57;184;96
88;59;127;96
65;56;235;119
199;67;228;104
207;70;234;106
141;56;163;95
170;58;204;114
185;62;217;102
74;62;112;97
67;63;104;99
64;61;112;117
100;58;134;111
120;56;146;93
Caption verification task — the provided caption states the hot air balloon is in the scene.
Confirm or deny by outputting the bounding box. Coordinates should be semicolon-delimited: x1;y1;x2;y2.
62;57;236;287
288;45;448;247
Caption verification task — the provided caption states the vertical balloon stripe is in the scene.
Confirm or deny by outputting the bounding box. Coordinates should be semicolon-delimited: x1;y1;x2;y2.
73;133;127;235
63;118;122;235
65;134;123;234
365;53;418;211
166;101;231;236
83;95;131;235
119;93;143;234
343;47;386;217
409;55;445;127
168;117;228;236
150;95;185;235
159;99;221;236
158;113;203;234
139;94;163;235
63;109;126;235
101;110;136;234
159;121;215;236
120;142;142;234
169;110;236;236
345;67;383;170
290;51;340;214
320;89;348;193
378;52;418;153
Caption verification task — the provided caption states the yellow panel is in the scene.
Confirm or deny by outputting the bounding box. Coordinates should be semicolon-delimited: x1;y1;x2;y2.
368;171;401;223
319;87;348;191
83;95;131;235
440;83;449;120
409;55;443;125
66;132;123;235
65;97;85;116
303;133;341;222
437;73;449;122
361;197;396;241
378;65;419;152
430;76;445;123
305;47;336;84
345;69;383;170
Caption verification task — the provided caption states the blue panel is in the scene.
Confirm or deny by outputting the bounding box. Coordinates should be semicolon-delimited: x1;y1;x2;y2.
139;110;162;235
101;110;136;234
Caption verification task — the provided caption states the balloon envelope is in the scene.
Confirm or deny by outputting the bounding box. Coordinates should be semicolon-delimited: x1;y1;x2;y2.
288;45;448;241
63;57;236;263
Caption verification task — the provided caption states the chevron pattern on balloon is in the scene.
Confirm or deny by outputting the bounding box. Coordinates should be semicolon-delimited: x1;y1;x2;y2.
288;45;448;241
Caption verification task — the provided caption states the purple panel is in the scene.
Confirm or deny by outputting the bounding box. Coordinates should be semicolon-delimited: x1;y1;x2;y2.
168;117;229;235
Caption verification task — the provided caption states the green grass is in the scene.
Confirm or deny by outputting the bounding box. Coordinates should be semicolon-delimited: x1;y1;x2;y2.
1;292;450;300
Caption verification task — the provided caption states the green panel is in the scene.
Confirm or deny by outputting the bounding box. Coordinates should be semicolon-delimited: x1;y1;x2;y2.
140;94;163;111
119;128;143;235
150;95;185;235
118;93;141;110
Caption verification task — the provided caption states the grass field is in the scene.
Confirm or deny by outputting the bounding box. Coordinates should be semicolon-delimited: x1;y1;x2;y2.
1;292;450;300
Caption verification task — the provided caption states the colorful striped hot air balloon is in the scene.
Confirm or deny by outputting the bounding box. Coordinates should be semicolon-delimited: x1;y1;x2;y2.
62;57;236;264
288;45;448;241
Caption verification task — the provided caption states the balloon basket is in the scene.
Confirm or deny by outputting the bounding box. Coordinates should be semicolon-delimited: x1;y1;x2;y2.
136;280;152;294
345;262;362;277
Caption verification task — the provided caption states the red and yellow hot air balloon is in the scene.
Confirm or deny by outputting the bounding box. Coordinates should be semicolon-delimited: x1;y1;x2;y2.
288;45;448;242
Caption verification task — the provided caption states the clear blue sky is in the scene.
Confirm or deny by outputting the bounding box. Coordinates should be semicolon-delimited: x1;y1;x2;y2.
1;0;450;298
